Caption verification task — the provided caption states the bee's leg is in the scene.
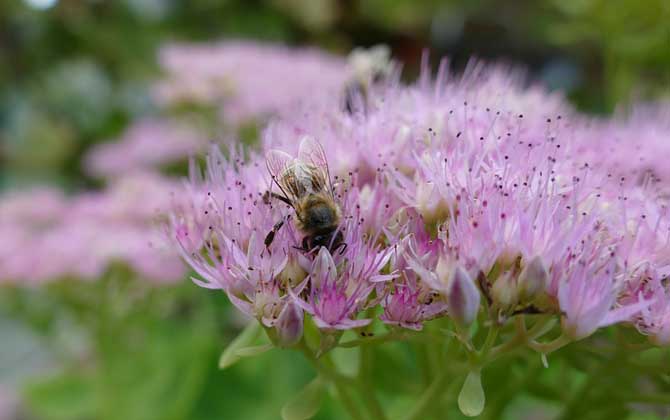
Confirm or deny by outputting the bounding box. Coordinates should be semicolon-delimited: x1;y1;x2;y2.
263;218;287;255
263;191;293;207
334;242;348;255
301;237;311;252
293;237;317;254
329;230;346;255
511;305;544;316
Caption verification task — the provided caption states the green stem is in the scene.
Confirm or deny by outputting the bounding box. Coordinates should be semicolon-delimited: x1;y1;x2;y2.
338;330;439;348
528;333;571;355
487;316;565;363
487;332;525;362
359;345;388;420
338;331;406;348
298;342;365;420
555;361;607;420
480;359;542;420
626;393;670;405
403;369;452;420
514;315;527;338
332;383;366;420
526;315;556;337
477;325;499;361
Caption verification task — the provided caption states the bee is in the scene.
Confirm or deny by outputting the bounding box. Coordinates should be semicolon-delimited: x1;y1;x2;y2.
343;45;393;114
264;137;346;254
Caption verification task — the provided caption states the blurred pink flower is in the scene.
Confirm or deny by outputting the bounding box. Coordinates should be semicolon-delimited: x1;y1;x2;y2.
0;173;186;285
0;385;19;420
577;102;670;196
154;41;351;124
84;118;207;178
0;187;67;225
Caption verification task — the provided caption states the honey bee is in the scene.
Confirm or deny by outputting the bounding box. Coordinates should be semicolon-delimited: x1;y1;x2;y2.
343;45;394;114
264;137;345;254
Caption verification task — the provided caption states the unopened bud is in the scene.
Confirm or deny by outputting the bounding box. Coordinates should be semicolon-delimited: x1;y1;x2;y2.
650;327;670;347
275;302;304;347
518;256;549;300
416;181;450;226
435;256;451;286
491;271;519;309
448;266;481;326
278;252;308;288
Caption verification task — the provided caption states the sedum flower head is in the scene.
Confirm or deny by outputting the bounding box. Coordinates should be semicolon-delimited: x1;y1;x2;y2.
171;57;670;348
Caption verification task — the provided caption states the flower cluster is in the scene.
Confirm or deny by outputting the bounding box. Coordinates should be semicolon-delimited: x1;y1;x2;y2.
0;173;185;284
153;41;353;125
84;118;207;178
172;58;670;350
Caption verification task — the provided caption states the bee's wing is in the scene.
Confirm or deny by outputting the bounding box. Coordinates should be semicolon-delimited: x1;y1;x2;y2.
266;149;293;181
266;149;299;205
297;136;334;197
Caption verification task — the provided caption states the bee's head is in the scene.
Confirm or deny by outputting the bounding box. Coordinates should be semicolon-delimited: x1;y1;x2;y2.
302;230;345;255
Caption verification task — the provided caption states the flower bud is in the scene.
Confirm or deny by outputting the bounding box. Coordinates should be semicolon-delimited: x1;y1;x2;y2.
278;252;308;288
491;271;518;309
275;302;304;347
415;181;450;226
435;256;451;285
447;266;481;326
518;256;549;300
650;326;670;347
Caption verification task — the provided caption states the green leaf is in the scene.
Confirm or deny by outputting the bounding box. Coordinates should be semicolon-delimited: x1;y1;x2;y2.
330;346;360;378
234;343;274;357
219;322;262;369
23;373;97;420
458;370;485;417
280;377;325;420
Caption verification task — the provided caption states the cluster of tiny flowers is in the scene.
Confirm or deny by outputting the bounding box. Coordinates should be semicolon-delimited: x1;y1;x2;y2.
171;59;670;347
0;173;185;284
153;40;354;125
84;118;208;178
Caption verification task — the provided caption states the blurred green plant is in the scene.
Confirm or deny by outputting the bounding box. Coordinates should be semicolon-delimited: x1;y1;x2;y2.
543;0;670;111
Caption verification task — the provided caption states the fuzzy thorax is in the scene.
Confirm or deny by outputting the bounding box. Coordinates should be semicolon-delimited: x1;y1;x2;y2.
294;192;342;234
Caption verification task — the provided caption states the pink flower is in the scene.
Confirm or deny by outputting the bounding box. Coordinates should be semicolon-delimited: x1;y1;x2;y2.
275;301;305;347
379;279;447;331
291;248;374;330
154;41;351;124
0;187;67;225
0;174;186;285
170;55;670;345
621;267;670;345
0;385;19;420
558;253;650;339
84;119;206;178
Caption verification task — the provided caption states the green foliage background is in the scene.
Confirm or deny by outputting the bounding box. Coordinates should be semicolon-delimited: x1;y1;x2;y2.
1;1;669;419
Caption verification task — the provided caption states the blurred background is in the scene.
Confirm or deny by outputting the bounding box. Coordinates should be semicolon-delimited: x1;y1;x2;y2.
1;1;669;419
